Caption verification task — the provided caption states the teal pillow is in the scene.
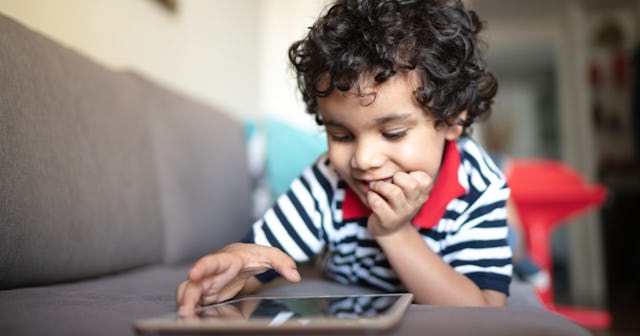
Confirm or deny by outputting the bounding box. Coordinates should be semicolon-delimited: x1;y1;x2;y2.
265;118;327;198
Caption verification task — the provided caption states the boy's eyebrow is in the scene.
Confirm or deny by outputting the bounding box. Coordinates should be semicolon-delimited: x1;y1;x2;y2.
323;119;345;128
371;113;412;126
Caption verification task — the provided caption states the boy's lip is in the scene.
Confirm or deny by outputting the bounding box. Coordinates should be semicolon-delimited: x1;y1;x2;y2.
353;177;393;194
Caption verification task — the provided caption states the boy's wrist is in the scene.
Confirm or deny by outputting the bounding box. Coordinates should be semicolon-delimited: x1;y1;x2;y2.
371;222;414;241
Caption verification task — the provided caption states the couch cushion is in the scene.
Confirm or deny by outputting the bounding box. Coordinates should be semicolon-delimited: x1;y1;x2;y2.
0;264;188;336
0;267;572;336
137;73;254;264
0;14;163;289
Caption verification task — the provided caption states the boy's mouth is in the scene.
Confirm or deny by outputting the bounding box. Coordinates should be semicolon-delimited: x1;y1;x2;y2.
354;177;393;194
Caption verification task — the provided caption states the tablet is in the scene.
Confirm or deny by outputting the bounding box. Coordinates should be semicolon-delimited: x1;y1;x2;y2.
134;293;413;333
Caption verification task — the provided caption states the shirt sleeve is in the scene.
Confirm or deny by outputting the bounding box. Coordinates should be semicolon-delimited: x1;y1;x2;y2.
442;179;513;295
241;156;332;283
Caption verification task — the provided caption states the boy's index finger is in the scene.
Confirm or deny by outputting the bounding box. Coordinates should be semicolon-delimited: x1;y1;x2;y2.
257;245;301;283
178;281;203;312
188;253;233;281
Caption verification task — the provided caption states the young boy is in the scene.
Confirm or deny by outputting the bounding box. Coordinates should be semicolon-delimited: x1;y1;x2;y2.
177;0;512;309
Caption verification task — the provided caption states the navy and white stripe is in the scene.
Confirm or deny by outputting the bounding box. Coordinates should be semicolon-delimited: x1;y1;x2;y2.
244;137;512;294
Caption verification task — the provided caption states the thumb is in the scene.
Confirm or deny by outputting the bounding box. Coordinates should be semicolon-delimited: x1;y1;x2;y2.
278;264;301;283
260;246;301;283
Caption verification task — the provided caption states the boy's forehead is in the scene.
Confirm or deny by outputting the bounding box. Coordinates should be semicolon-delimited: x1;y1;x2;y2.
317;70;433;123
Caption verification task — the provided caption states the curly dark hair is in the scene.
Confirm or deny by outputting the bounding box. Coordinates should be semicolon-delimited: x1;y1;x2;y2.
288;0;497;135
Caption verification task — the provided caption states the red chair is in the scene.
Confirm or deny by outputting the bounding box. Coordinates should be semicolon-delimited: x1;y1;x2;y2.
506;159;611;330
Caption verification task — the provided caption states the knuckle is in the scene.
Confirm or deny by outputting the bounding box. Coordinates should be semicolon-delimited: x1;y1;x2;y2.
367;192;381;207
389;187;403;199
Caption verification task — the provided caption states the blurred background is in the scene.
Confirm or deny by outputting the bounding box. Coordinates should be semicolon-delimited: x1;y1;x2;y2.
1;0;638;333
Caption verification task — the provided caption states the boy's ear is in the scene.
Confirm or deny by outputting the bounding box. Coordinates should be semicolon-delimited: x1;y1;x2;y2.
444;110;467;140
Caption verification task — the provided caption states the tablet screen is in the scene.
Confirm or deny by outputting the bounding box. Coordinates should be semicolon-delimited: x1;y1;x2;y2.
134;293;413;333
197;294;402;321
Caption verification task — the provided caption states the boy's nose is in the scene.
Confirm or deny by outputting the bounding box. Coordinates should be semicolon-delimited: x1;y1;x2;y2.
351;142;385;170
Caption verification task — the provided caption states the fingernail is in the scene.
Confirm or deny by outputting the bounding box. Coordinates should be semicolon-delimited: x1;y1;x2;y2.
292;269;301;281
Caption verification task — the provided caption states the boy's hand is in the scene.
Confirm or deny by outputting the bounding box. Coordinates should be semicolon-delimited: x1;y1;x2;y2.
175;243;300;312
366;171;432;237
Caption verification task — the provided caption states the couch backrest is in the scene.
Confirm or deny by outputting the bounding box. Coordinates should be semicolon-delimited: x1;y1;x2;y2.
0;14;253;289
136;72;253;265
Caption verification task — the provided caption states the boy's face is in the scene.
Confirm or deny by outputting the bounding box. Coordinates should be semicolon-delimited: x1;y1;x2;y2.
317;71;464;206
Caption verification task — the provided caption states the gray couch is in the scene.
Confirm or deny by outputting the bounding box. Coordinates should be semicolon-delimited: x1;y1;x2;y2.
0;14;590;336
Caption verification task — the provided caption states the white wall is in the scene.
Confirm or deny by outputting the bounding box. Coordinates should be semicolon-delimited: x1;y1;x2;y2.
0;0;260;120
0;0;338;126
257;0;329;130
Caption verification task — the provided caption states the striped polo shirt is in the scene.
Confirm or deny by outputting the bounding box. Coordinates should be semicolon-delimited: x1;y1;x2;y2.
243;137;513;295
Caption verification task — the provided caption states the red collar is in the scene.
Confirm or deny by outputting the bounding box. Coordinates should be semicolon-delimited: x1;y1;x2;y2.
342;140;466;229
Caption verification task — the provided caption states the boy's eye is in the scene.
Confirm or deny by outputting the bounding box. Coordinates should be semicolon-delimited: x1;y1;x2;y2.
382;130;408;140
329;133;353;142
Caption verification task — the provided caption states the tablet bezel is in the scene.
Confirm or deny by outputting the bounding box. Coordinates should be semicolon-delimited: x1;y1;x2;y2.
134;293;413;333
